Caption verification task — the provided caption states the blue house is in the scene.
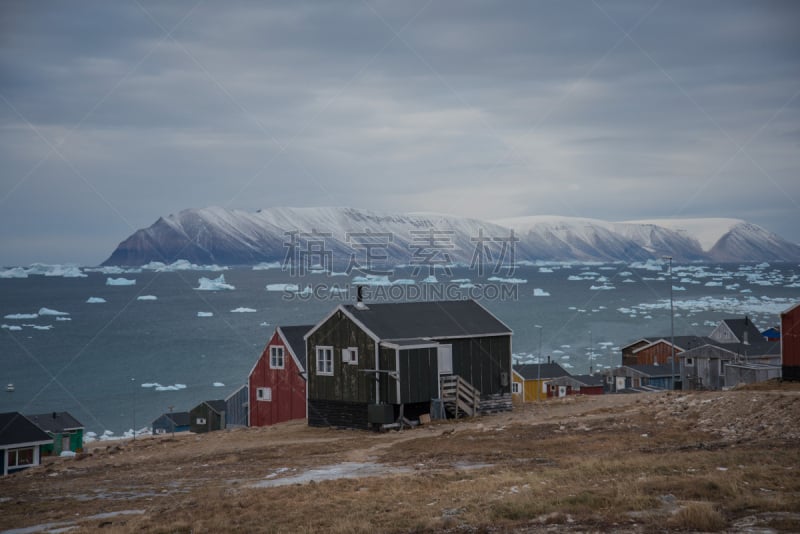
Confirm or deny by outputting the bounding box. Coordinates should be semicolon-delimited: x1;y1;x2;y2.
151;411;190;435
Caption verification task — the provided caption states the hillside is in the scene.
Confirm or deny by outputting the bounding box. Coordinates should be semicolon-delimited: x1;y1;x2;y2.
101;207;800;266
2;384;799;533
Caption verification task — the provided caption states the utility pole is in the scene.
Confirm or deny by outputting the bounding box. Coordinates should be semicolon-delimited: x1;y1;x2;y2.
169;405;174;438
131;377;136;441
535;324;543;401
663;256;676;390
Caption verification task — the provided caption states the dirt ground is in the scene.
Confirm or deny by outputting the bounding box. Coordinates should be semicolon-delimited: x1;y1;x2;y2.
2;382;800;533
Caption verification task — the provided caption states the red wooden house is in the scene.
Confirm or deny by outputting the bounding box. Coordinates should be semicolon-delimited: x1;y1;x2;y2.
782;303;800;380
248;325;312;427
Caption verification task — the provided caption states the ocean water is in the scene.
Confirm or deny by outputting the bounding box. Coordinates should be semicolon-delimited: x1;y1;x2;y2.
1;261;798;437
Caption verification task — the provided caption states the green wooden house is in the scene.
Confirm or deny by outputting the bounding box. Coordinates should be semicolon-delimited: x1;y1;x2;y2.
26;412;85;455
305;299;513;430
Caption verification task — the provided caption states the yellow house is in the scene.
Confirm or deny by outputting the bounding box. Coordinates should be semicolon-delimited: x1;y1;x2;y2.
512;363;570;402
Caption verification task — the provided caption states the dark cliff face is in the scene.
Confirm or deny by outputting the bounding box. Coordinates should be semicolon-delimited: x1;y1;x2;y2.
101;207;800;266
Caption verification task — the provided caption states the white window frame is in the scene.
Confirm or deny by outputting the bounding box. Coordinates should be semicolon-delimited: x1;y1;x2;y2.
257;387;272;402
7;447;34;467
342;347;358;365
196;417;206;425
511;382;521;394
316;346;334;376
269;345;285;369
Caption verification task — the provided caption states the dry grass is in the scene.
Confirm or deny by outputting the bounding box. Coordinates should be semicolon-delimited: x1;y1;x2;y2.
2;386;800;532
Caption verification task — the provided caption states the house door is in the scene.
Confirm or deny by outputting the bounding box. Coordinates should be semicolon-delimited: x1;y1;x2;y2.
62;435;70;452
438;345;453;375
558;386;567;398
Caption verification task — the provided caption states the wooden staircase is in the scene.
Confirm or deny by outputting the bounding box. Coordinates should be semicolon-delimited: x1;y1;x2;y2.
440;374;480;419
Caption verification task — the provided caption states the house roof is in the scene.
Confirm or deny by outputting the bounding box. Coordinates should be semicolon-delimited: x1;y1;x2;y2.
157;411;190;427
679;338;781;358
569;374;604;387
198;400;226;414
339;300;512;341
278;324;313;369
632;335;713;353
719;317;764;343
25;412;84;433
513;362;570;380
0;412;52;447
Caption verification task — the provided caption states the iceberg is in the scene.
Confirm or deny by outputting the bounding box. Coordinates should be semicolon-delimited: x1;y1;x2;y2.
252;261;282;270
0;267;28;278
56;317;71;321
266;283;300;292
86;297;107;303
1;324;23;331
106;277;136;286
213;382;225;387
137;295;157;301
4;313;38;319
197;311;214;317
32;325;53;330
538;267;553;273
38;307;69;316
487;276;527;284
196;274;235;291
533;288;551;296
422;275;438;283
144;260;228;272
590;284;615;290
231;307;257;313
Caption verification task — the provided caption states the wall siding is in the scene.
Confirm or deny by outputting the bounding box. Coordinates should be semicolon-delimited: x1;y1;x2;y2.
398;347;439;403
249;331;306;427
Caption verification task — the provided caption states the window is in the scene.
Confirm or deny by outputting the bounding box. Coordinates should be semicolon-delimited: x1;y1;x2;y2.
316;346;333;375
196;417;206;425
512;382;521;394
270;346;285;369
342;347;358;365
686;357;694;366
7;447;34;467
257;387;272;401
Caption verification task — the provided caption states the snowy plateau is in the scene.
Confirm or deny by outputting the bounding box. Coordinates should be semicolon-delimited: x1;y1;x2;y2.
101;206;800;267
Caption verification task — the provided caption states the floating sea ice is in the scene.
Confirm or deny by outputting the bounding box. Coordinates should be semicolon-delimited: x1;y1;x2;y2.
562;363;574;369
106;277;136;286
56;317;71;321
451;279;471;283
644;315;652;319
31;325;52;330
266;283;300;292
672;286;686;291
422;275;438;283
252;262;282;270
197;311;214;317
196;274;235;291
86;297;106;303
296;286;312;297
155;384;187;391
0;267;29;278
459;283;477;289
590;285;615;290
704;281;723;287
488;276;527;284
568;306;577;310
213;382;225;387
145;259;227;272
392;279;415;285
619;271;632;277
567;275;584;281
38;307;69;316
561;345;571;348
538;267;553;273
260;322;270;327
352;275;391;286
1;324;23;331
231;307;257;313
137;295;157;301
4;313;38;319
533;288;550;296
329;286;349;294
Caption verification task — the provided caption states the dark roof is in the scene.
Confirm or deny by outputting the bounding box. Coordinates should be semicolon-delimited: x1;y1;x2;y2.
382;338;440;347
570;374;604;387
680;338;781;357
0;412;52;447
514;363;570;380
721;318;764;343
632;335;713;353
278;324;313;369
625;364;677;377
342;300;511;340
202;400;226;414
25;412;84;433
161;411;190;426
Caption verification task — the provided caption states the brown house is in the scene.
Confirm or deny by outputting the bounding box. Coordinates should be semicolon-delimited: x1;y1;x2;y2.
781;303;800;380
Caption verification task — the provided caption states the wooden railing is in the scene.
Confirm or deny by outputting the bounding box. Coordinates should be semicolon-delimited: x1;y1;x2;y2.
440;374;480;418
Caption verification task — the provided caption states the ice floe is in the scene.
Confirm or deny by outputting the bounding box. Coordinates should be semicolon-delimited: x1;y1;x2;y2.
106;277;136;286
86;297;107;303
141;382;187;392
137;295;157;301
267;283;299;292
533;288;551;296
213;382;225;387
197;311;214;317
1;324;23;331
196;274;235;291
4;313;38;319
488;276;527;284
231;307;257;313
38;307;69;316
144;260;227;272
252;262;282;270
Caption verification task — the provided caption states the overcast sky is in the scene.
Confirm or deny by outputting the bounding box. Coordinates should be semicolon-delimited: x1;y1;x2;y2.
1;1;798;265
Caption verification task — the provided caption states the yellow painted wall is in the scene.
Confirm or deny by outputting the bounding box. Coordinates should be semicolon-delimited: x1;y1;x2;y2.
512;373;547;402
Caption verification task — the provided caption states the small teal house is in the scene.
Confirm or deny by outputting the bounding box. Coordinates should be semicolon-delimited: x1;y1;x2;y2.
151;411;190;435
26;412;85;455
0;412;52;476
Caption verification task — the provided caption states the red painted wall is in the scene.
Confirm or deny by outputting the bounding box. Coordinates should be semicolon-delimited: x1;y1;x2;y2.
248;330;307;426
782;305;800;367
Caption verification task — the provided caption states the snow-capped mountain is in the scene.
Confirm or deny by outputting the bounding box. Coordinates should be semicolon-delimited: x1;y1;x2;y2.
101;207;800;266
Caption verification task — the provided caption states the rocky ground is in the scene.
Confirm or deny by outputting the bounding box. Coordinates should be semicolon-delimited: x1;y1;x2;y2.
2;382;799;533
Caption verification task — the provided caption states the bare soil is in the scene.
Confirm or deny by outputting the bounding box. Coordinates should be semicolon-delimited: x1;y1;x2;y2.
2;383;800;533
